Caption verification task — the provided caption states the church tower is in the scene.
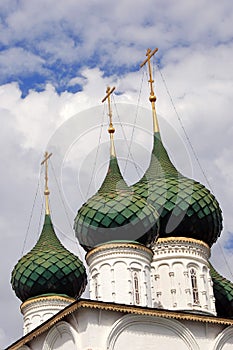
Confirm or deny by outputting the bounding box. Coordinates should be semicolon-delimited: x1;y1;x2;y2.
132;48;222;315
74;86;159;307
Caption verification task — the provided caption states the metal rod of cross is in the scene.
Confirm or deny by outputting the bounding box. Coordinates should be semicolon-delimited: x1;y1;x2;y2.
41;151;52;215
140;48;160;132
102;86;116;156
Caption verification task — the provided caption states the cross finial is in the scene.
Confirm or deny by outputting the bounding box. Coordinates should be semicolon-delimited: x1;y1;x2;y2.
102;86;116;134
102;86;116;156
140;48;159;132
41;151;52;215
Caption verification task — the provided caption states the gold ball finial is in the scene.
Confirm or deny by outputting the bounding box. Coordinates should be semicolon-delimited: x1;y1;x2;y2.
108;125;115;134
149;94;157;102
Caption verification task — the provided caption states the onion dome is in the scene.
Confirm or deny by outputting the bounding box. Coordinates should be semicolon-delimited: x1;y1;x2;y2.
74;86;159;251
132;48;222;247
133;132;222;246
11;152;87;302
210;264;233;318
11;214;87;302
74;155;158;251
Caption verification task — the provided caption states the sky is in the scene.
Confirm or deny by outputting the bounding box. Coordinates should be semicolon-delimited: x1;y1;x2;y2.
1;0;233;348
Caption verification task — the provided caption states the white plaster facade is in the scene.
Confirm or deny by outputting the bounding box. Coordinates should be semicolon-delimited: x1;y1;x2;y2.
151;237;216;315
86;242;153;307
14;305;233;350
85;237;216;315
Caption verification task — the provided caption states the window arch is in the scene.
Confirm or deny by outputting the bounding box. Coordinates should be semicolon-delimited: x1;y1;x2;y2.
93;274;98;300
133;272;140;305
190;268;199;305
107;315;199;350
42;321;77;350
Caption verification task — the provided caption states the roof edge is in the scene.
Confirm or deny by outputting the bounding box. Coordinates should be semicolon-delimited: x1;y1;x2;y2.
5;298;233;350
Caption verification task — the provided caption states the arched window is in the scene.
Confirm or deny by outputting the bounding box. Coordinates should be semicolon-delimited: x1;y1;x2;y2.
133;272;140;305
190;268;199;305
93;275;98;300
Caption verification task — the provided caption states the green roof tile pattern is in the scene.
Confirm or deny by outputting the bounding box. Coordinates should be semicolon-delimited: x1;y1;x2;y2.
132;132;222;246
11;215;87;302
210;264;233;318
74;156;159;251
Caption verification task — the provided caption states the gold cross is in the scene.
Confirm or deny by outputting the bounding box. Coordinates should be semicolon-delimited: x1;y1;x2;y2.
102;86;116;134
102;86;116;156
140;48;158;99
41;151;52;215
140;48;159;132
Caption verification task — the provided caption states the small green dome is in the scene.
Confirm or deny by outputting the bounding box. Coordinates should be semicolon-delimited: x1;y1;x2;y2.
11;215;87;302
210;264;233;318
132;132;222;247
74;156;159;251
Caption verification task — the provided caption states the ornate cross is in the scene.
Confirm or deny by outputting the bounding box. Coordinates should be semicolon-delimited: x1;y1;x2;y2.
102;86;116;156
41;151;52;215
102;86;116;133
140;48;159;132
140;48;158;97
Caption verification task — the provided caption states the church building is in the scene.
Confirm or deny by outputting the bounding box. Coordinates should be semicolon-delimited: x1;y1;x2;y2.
6;49;233;350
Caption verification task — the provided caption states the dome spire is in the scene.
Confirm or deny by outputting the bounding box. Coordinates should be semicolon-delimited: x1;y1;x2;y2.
140;48;159;133
41;151;52;215
102;86;116;157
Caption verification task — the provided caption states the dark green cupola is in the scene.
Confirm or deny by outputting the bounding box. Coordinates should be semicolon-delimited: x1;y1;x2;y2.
210;263;233;318
11;152;87;302
132;48;223;247
74;87;159;251
133;131;223;246
74;154;159;251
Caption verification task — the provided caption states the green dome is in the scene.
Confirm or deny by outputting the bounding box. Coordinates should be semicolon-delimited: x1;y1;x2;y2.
74;155;159;251
11;215;87;302
132;132;222;247
210;264;233;318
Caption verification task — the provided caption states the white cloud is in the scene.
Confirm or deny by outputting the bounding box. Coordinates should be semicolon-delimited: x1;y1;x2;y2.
0;0;232;77
0;47;45;78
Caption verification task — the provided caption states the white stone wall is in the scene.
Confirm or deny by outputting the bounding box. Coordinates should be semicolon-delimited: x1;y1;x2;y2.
151;237;216;315
86;242;153;307
18;308;233;350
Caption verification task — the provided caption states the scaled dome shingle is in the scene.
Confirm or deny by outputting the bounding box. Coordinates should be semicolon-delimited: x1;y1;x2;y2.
132;132;223;246
74;156;159;251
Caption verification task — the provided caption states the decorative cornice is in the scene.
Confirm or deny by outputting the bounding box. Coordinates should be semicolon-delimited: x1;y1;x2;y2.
156;237;210;250
21;295;75;312
86;242;153;261
6;299;233;350
152;236;210;261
